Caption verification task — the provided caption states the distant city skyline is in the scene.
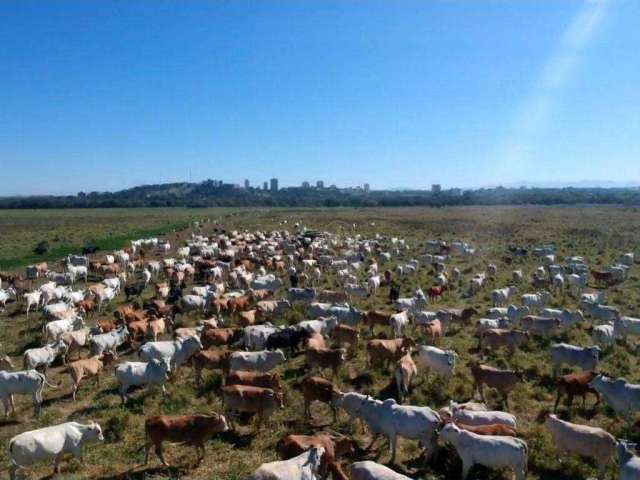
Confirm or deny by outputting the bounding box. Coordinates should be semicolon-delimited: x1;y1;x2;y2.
2;1;639;196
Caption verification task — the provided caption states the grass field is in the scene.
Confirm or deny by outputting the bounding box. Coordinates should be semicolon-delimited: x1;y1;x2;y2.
0;206;639;480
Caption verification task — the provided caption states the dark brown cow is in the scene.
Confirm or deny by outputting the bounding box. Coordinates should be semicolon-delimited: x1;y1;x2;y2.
191;350;231;385
221;384;284;430
301;376;341;423
225;371;282;391
554;370;600;412
200;328;242;349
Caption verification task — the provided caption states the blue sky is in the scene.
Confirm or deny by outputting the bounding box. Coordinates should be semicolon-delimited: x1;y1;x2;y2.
1;0;638;195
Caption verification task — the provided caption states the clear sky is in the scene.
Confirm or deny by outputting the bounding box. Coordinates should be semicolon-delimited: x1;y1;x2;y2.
1;0;638;195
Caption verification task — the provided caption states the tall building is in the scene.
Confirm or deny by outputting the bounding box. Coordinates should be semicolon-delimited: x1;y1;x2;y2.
316;180;324;189
270;178;279;192
363;183;370;192
263;181;268;191
432;184;442;193
244;179;250;189
302;181;310;188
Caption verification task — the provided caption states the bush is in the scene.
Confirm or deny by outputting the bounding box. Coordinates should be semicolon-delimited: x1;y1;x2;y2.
33;240;49;255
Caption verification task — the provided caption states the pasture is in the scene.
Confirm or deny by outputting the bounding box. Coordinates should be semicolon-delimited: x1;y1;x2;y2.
0;205;639;480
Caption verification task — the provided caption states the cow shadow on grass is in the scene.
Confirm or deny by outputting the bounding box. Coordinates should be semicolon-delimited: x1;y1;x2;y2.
217;429;256;449
0;419;21;429
282;365;307;381
94;465;189;480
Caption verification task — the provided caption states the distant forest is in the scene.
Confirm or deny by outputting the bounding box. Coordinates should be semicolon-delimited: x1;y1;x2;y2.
2;180;640;208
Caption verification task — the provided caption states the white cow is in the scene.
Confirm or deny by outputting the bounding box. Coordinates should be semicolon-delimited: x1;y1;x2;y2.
442;405;517;428
43;315;85;343
0;369;53;417
247;447;324;480
550;343;600;376
296;317;338;335
439;422;528;480
115;359;170;404
228;350;286;372
138;336;202;370
590;375;640;420
389;310;410;337
393;288;427;313
333;393;441;463
491;286;518;307
541;308;584;329
23;341;67;371
618;441;640;480
614;317;640;340
544;413;615;479
89;326;129;357
416;345;457;378
350;461;413;480
521;291;551;310
244;324;281;350
9;421;104;480
591;323;615;348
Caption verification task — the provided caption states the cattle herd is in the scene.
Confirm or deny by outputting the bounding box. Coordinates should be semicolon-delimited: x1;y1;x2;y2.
0;222;639;479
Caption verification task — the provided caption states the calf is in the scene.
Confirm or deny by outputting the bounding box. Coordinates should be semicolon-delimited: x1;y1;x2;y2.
144;413;229;466
554;370;600;412
424;319;443;345
66;353;115;400
301;376;341;423
305;347;346;377
221;384;284;430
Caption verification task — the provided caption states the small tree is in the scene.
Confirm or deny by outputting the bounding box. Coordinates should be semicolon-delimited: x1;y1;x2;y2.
33;241;49;255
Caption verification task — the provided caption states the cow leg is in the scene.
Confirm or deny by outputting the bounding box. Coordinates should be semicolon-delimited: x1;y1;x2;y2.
364;434;380;451
389;435;398;464
460;460;472;480
1;397;9;418
478;384;486;403
331;404;338;423
553;391;562;412
566;393;574;411
53;453;63;473
72;382;78;401
156;442;169;466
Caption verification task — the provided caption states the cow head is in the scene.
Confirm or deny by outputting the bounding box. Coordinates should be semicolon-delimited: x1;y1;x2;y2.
86;421;104;442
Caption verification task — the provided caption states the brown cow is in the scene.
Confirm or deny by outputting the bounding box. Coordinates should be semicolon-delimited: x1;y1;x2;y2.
191;350;231;385
366;338;415;369
301;376;341;423
221;384;284;430
554;370;600;412
305;348;346;377
306;333;328;350
201;328;242;349
144;414;229;466
448;419;517;437
227;295;251;313
225;371;282;391
238;309;258;327
250;289;274;301
147;317;166;342
480;329;529;352
276;434;355;478
470;362;521;408
364;310;395;333
318;290;348;304
332;324;359;352
66;353;115;401
97;318;118;333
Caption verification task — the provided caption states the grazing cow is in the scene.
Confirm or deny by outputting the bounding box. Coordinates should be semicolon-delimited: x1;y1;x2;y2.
475;317;511;336
301;376;341;423
229;350;286;372
389;310;410;337
550;343;600;377
395;353;418;400
367;338;415;369
297;317;338;336
23;341;67;371
59;327;96;362
0;369;53;417
66;353;115;401
43;315;85;343
8;421;103;480
438;422;527;480
423;319;443;345
554;370;600;412
416;345;457;378
470;363;521;408
305;347;346;377
591;322;615;348
541;308;584;329
364;310;395;333
521;315;561;338
581;301;620;322
143;414;229;466
480;329;529;352
333;393;441;462
266;327;311;354
350;461;413;480
618;441;640;480
139;336;202;371
257;299;291;318
115;359;170;404
544;413;615;479
191;349;230;385
589;375;640;420
222;384;284;430
247;447;324;480
345;283;369;299
449;420;517;437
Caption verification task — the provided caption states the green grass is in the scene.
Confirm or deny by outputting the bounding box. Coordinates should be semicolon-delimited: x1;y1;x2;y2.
0;206;639;479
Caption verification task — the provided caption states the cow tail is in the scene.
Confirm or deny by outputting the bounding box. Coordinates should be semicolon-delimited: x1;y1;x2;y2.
521;439;529;474
39;371;60;389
